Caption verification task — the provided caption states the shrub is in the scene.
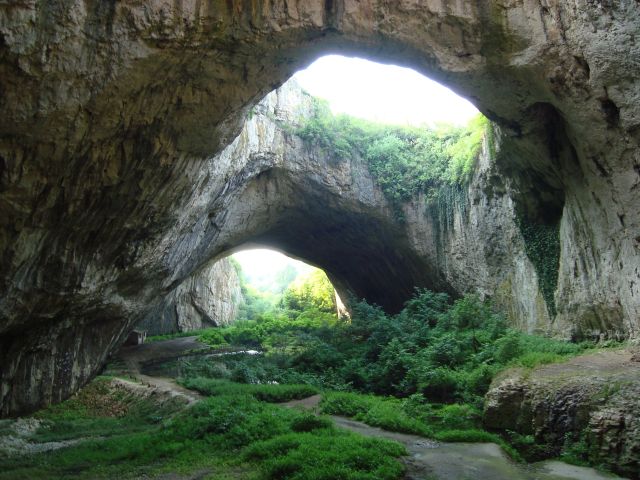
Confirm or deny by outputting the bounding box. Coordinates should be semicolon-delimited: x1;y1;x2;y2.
418;367;462;402
246;431;406;480
515;352;564;368
290;415;334;433
296;98;490;207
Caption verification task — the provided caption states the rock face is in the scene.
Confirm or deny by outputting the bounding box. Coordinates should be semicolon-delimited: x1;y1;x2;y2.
136;258;242;336
0;1;638;415
484;349;640;478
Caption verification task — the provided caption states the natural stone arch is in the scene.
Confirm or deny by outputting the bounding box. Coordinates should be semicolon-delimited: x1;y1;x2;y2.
1;1;638;416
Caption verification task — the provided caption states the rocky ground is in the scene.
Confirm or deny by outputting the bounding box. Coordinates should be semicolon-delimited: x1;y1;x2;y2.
282;389;624;480
484;347;640;478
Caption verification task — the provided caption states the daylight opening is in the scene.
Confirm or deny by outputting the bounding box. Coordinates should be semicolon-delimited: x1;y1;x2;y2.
293;55;479;126
231;248;344;321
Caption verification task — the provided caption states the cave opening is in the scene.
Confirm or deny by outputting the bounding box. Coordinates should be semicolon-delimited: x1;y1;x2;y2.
1;10;636;472
172;54;488;317
1;3;638;476
230;247;344;319
292;54;479;127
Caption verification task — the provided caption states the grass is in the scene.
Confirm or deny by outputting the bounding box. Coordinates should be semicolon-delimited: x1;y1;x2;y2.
244;430;406;480
513;351;565;368
29;377;181;443
320;392;432;437
179;377;319;402
320;391;522;461
0;382;406;480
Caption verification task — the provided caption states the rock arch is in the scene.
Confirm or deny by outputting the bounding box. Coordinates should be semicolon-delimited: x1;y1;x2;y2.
0;1;638;415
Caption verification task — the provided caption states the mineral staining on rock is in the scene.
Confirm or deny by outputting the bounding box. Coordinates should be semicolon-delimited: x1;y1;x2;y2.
0;1;639;416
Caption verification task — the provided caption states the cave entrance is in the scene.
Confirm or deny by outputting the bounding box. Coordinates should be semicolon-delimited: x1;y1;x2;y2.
191;55;485;314
3;1;632;420
230;247;344;320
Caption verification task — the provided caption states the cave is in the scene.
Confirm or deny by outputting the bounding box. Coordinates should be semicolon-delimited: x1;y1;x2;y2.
0;1;638;418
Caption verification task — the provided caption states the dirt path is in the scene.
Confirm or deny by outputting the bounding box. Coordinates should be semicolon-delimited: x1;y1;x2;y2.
281;394;625;480
116;339;627;480
113;336;206;404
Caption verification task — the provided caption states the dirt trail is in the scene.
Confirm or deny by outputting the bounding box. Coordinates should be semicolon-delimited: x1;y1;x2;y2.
118;339;627;480
114;336;206;404
282;394;625;480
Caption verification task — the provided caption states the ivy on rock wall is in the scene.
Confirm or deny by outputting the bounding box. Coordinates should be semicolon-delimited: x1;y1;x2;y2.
516;218;561;317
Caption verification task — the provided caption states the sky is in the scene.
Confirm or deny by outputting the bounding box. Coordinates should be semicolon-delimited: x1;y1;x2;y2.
232;249;313;286
293;55;479;126
234;56;479;281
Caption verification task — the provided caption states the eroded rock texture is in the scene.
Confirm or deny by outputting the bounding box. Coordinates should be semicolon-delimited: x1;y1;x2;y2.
0;1;638;415
484;349;640;478
136;258;242;336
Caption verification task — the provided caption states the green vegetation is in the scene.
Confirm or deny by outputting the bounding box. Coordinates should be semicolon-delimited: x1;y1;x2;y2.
3;279;619;478
180;378;319;403
318;391;519;460
146;328;213;343
235;259;334;322
281;268;335;313
296;97;489;211
29;377;181;442
243;429;406;480
129;261;614;478
515;218;561;317
1;380;406;480
196;289;593;408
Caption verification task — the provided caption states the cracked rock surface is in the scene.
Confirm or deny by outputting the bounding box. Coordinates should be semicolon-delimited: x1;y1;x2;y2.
484;348;640;478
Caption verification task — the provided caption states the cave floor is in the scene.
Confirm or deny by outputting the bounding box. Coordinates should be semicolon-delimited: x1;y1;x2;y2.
114;338;626;480
0;337;629;479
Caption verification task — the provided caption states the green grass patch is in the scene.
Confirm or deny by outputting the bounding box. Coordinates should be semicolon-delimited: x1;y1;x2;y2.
320;391;522;461
1;390;405;480
320;392;432;437
245;430;406;480
180;377;319;402
30;377;181;443
146;328;214;343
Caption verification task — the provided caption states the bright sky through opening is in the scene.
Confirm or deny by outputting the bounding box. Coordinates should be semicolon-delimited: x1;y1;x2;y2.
235;56;480;280
293;55;479;126
233;249;314;284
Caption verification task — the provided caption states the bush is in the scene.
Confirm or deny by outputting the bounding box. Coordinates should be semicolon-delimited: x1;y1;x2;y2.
418;368;462;402
198;329;228;347
192;289;598;411
290;414;334;433
436;404;481;430
296;97;490;207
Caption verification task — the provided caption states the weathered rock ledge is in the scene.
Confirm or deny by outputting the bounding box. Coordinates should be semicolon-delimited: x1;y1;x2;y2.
484;349;640;478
